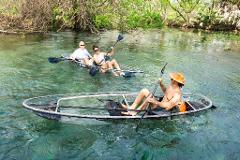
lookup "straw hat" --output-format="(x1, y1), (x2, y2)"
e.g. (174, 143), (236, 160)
(169, 72), (185, 85)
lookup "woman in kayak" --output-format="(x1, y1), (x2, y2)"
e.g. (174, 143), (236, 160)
(70, 41), (93, 67)
(92, 45), (123, 76)
(122, 72), (186, 115)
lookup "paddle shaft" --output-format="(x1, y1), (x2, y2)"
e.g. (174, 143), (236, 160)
(48, 57), (68, 63)
(140, 63), (168, 118)
(113, 34), (123, 47)
(112, 40), (119, 48)
(48, 56), (84, 64)
(106, 34), (123, 55)
(139, 78), (161, 118)
(112, 68), (144, 73)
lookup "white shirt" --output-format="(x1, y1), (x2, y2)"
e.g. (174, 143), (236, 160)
(70, 48), (91, 60)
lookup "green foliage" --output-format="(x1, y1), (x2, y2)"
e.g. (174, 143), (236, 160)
(0, 6), (19, 15)
(1, 0), (239, 32)
(51, 6), (61, 29)
(93, 15), (112, 29)
(143, 11), (164, 28)
(127, 11), (163, 29)
(52, 7), (61, 17)
(196, 3), (220, 25)
(121, 0), (163, 29)
(0, 0), (14, 14)
(51, 6), (75, 30)
(127, 11), (141, 28)
(11, 6), (18, 15)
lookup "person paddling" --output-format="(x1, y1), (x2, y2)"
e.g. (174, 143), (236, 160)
(122, 72), (187, 116)
(70, 41), (93, 67)
(92, 45), (123, 76)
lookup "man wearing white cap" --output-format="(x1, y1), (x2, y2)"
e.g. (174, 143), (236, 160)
(70, 41), (93, 67)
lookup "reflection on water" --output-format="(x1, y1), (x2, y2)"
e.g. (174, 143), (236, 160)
(0, 29), (240, 159)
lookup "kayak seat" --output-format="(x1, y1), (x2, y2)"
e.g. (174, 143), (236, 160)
(31, 104), (57, 111)
(30, 101), (60, 112)
(148, 108), (171, 115)
(188, 101), (206, 109)
(89, 65), (99, 76)
(186, 102), (194, 111)
(105, 101), (127, 116)
(150, 102), (191, 115)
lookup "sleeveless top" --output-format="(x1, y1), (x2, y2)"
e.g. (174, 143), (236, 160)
(94, 53), (105, 65)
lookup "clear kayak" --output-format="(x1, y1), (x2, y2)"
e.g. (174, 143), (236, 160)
(22, 92), (213, 122)
(48, 56), (144, 77)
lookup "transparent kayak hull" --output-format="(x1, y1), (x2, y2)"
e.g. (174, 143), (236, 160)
(23, 92), (213, 121)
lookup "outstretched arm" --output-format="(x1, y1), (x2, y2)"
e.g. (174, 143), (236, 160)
(106, 47), (115, 56)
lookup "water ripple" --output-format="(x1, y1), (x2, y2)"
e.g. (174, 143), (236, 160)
(0, 29), (240, 159)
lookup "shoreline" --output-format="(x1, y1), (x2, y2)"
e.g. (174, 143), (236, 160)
(0, 27), (239, 35)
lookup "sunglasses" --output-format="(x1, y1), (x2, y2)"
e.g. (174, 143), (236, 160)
(80, 44), (85, 46)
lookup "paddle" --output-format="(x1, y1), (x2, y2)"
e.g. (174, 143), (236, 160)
(105, 34), (124, 61)
(111, 69), (144, 78)
(135, 63), (167, 132)
(140, 62), (168, 118)
(113, 34), (124, 47)
(48, 56), (70, 63)
(113, 69), (144, 73)
(211, 105), (217, 109)
(48, 54), (99, 76)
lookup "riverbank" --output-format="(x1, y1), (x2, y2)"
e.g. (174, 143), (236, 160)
(0, 0), (239, 34)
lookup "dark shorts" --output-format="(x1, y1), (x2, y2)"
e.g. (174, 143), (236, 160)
(149, 96), (179, 115)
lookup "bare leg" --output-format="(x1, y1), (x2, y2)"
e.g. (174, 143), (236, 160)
(138, 97), (158, 111)
(130, 88), (151, 109)
(83, 58), (93, 67)
(107, 61), (119, 76)
(121, 88), (151, 116)
(111, 59), (121, 70)
(111, 59), (122, 76)
(100, 63), (109, 73)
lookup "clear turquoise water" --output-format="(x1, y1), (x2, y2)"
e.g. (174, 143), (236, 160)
(0, 29), (240, 160)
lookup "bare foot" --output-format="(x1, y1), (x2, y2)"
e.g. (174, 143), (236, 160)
(121, 111), (138, 116)
(120, 103), (128, 109)
(113, 72), (119, 77)
(116, 71), (122, 76)
(109, 69), (119, 77)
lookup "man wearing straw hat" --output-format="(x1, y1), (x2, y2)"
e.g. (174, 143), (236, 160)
(122, 72), (186, 116)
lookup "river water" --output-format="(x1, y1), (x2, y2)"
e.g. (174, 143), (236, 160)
(0, 29), (240, 159)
